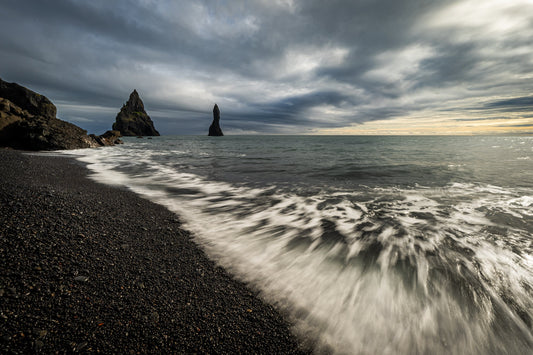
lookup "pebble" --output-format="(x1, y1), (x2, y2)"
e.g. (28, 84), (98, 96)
(74, 276), (89, 282)
(34, 340), (44, 351)
(150, 312), (160, 323)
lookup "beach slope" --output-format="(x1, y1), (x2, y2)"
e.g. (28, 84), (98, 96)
(0, 149), (305, 353)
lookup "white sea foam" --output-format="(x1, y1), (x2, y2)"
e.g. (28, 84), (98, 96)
(64, 144), (533, 354)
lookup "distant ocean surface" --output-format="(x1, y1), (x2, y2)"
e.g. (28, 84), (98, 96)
(67, 136), (533, 354)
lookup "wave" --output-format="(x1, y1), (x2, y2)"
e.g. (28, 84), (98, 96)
(67, 146), (533, 354)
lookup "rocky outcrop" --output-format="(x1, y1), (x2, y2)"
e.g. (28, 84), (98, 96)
(112, 90), (159, 136)
(208, 104), (224, 136)
(0, 78), (122, 150)
(89, 130), (123, 146)
(0, 79), (56, 119)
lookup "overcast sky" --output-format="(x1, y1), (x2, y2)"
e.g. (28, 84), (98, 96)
(1, 0), (532, 135)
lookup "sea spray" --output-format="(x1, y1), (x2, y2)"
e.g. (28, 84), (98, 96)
(67, 136), (533, 354)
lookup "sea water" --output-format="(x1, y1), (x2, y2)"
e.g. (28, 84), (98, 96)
(66, 136), (533, 354)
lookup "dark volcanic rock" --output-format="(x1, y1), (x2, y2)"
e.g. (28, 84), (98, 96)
(89, 130), (123, 146)
(208, 104), (224, 136)
(0, 113), (97, 151)
(112, 90), (160, 136)
(0, 78), (56, 119)
(0, 78), (120, 150)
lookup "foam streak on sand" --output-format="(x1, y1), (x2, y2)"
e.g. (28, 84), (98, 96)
(71, 136), (533, 354)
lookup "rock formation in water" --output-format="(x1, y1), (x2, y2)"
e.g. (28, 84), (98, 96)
(208, 104), (224, 136)
(112, 90), (160, 136)
(89, 130), (123, 146)
(0, 78), (122, 150)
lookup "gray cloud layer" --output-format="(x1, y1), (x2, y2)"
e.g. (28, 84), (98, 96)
(1, 0), (532, 134)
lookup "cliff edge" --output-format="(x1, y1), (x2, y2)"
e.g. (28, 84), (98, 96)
(0, 78), (121, 150)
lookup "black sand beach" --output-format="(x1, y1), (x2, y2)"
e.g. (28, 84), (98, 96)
(0, 149), (306, 354)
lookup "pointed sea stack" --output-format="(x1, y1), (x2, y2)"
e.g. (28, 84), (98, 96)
(208, 104), (223, 136)
(112, 90), (159, 136)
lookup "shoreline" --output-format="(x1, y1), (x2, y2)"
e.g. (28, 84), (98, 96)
(0, 148), (307, 353)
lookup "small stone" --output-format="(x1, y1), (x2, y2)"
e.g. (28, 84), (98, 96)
(74, 276), (89, 282)
(150, 312), (160, 323)
(73, 341), (88, 352)
(34, 340), (44, 351)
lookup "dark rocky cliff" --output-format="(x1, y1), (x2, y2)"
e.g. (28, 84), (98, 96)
(112, 90), (159, 136)
(0, 79), (56, 119)
(0, 78), (122, 150)
(208, 104), (223, 136)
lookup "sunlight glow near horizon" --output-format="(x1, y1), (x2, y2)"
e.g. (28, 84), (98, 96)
(314, 114), (533, 135)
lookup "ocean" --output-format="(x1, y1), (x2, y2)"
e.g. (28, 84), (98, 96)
(66, 135), (533, 354)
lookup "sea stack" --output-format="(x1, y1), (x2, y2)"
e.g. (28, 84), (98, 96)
(112, 90), (160, 136)
(208, 104), (223, 136)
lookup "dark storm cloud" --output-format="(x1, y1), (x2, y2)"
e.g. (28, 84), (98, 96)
(0, 0), (532, 134)
(454, 117), (514, 122)
(485, 96), (533, 112)
(245, 91), (355, 123)
(498, 124), (533, 128)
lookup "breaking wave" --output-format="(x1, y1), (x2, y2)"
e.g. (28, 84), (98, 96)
(65, 136), (533, 354)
